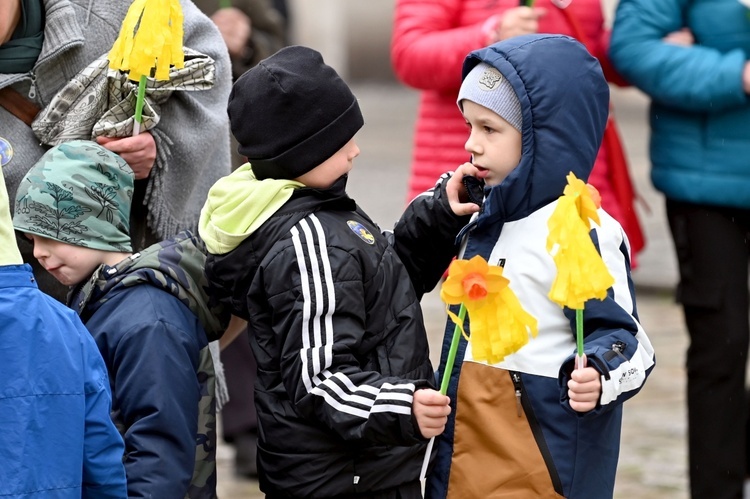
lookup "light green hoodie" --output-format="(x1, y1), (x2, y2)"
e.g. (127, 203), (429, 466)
(0, 167), (23, 266)
(198, 163), (304, 255)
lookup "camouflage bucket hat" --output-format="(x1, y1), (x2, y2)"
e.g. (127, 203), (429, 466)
(13, 140), (134, 252)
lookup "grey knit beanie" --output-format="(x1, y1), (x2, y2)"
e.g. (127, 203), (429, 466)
(457, 62), (522, 132)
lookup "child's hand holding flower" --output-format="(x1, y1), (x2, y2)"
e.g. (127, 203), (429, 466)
(566, 356), (602, 413)
(413, 389), (451, 438)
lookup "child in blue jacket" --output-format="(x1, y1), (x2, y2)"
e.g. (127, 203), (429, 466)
(0, 161), (127, 497)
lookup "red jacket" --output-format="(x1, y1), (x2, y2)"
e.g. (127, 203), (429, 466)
(391, 0), (644, 260)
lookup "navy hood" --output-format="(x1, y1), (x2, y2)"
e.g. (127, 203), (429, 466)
(462, 34), (609, 229)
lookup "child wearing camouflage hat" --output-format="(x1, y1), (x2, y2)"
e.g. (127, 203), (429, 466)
(13, 140), (227, 499)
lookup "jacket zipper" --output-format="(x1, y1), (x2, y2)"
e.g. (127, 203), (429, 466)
(511, 371), (523, 417)
(508, 370), (564, 495)
(27, 71), (37, 100)
(602, 341), (629, 377)
(612, 341), (629, 362)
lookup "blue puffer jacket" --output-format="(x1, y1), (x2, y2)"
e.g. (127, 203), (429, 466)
(610, 0), (750, 209)
(0, 264), (127, 498)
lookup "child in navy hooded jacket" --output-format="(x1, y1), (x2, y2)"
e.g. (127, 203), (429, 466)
(426, 34), (655, 499)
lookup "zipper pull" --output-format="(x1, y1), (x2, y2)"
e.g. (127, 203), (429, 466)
(28, 72), (37, 100)
(612, 341), (629, 362)
(515, 389), (523, 417)
(511, 372), (523, 417)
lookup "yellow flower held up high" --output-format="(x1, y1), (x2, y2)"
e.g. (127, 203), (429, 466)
(547, 172), (614, 310)
(441, 255), (538, 364)
(108, 0), (185, 81)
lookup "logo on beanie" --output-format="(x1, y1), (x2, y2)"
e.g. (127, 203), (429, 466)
(347, 220), (375, 245)
(478, 68), (504, 91)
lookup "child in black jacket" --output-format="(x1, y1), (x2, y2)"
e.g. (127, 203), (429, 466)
(199, 45), (479, 498)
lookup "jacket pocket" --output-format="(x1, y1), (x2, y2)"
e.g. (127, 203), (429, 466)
(446, 362), (564, 498)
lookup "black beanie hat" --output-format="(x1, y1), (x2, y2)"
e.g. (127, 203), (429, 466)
(227, 45), (365, 180)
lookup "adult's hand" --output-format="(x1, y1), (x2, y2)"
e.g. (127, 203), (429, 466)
(97, 132), (156, 180)
(211, 7), (252, 59)
(489, 6), (546, 44)
(663, 27), (694, 46)
(219, 315), (249, 351)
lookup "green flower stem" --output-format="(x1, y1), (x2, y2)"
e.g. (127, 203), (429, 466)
(219, 0), (232, 8)
(526, 0), (535, 6)
(133, 74), (147, 136)
(439, 303), (467, 395)
(420, 303), (468, 481)
(576, 308), (584, 358)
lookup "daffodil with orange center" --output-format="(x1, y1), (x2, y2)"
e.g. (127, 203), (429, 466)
(547, 172), (614, 310)
(420, 255), (539, 480)
(547, 171), (615, 365)
(441, 255), (538, 364)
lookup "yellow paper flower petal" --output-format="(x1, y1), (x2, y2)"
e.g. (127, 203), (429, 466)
(586, 183), (602, 210)
(464, 254), (489, 275)
(461, 283), (538, 364)
(440, 278), (466, 305)
(562, 172), (600, 228)
(547, 172), (615, 309)
(108, 0), (185, 81)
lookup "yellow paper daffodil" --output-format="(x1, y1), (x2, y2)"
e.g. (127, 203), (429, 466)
(108, 0), (185, 81)
(547, 172), (614, 310)
(419, 255), (539, 480)
(441, 255), (538, 364)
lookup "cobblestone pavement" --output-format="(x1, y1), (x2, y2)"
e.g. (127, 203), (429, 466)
(215, 83), (692, 498)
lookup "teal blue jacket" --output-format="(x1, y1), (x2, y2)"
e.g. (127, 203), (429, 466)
(610, 0), (750, 208)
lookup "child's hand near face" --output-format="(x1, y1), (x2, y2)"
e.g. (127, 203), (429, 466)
(447, 163), (482, 217)
(567, 365), (602, 413)
(413, 389), (451, 438)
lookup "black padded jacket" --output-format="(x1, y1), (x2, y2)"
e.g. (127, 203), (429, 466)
(205, 174), (470, 497)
